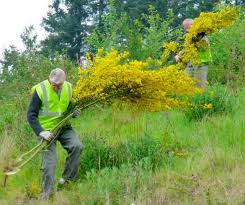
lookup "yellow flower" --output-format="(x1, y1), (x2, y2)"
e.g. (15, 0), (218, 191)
(161, 41), (178, 64)
(203, 103), (213, 109)
(209, 91), (214, 97)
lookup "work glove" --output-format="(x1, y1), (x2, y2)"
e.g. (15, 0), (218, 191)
(72, 108), (81, 117)
(174, 55), (180, 62)
(39, 131), (54, 141)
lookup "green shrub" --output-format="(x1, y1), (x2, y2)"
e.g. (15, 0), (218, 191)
(79, 129), (188, 176)
(208, 16), (245, 86)
(184, 85), (234, 121)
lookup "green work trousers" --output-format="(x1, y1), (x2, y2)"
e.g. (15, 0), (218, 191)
(39, 128), (82, 200)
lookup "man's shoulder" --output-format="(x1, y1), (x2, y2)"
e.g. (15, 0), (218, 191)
(32, 80), (47, 87)
(31, 80), (47, 94)
(65, 81), (72, 87)
(65, 80), (71, 84)
(202, 35), (209, 42)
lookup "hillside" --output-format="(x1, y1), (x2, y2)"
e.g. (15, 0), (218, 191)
(0, 5), (244, 205)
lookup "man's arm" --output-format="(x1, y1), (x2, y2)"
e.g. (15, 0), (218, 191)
(27, 90), (43, 136)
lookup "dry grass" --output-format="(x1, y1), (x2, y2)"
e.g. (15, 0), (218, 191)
(133, 163), (245, 205)
(0, 129), (16, 173)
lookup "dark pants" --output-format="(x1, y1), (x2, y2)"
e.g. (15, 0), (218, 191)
(40, 128), (82, 199)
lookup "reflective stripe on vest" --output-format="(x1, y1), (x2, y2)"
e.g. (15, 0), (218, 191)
(38, 81), (71, 117)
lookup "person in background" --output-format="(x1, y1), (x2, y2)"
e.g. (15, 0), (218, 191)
(175, 18), (212, 89)
(78, 52), (95, 70)
(27, 68), (82, 200)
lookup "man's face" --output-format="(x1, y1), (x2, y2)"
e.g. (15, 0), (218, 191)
(51, 82), (63, 92)
(183, 21), (192, 32)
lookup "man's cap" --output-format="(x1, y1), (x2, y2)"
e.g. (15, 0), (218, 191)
(49, 68), (66, 84)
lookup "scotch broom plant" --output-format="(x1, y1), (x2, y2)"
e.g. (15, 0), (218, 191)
(162, 7), (239, 67)
(72, 49), (200, 112)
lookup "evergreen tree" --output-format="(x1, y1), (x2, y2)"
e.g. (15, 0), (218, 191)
(41, 0), (107, 59)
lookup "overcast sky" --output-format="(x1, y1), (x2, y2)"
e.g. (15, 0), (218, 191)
(0, 0), (51, 54)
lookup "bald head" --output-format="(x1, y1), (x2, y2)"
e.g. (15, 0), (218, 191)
(182, 18), (193, 32)
(49, 68), (66, 85)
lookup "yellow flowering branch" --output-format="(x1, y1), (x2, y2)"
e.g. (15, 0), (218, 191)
(179, 7), (239, 65)
(73, 49), (200, 111)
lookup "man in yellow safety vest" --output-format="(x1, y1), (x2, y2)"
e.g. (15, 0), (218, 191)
(27, 68), (82, 200)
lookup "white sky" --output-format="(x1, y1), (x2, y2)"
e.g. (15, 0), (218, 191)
(0, 0), (52, 54)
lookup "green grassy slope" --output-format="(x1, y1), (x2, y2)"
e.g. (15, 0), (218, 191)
(0, 88), (245, 204)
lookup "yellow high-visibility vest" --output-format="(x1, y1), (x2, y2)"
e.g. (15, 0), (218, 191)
(198, 36), (212, 63)
(199, 47), (212, 63)
(31, 79), (72, 131)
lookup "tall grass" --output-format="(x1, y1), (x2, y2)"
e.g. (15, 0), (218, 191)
(1, 87), (245, 204)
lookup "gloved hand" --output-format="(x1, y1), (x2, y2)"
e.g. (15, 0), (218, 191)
(39, 131), (54, 141)
(174, 55), (180, 62)
(72, 109), (81, 117)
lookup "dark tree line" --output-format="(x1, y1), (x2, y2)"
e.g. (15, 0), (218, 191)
(39, 0), (221, 59)
(40, 0), (244, 59)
